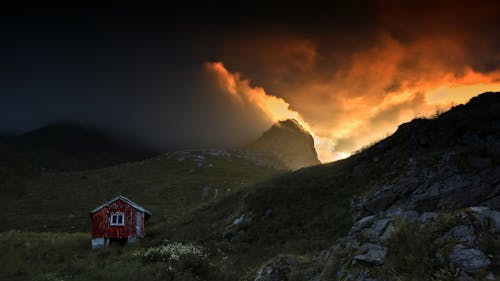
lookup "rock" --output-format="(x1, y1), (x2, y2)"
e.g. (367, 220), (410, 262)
(355, 268), (368, 281)
(469, 207), (500, 233)
(351, 216), (376, 233)
(362, 219), (391, 241)
(364, 187), (398, 213)
(233, 214), (252, 225)
(445, 225), (476, 246)
(371, 219), (391, 237)
(448, 245), (491, 274)
(321, 240), (345, 261)
(470, 206), (491, 215)
(419, 212), (440, 222)
(392, 210), (419, 221)
(233, 216), (244, 225)
(353, 243), (387, 265)
(379, 222), (394, 241)
(254, 256), (293, 281)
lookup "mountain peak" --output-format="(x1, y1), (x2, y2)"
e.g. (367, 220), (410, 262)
(248, 119), (321, 170)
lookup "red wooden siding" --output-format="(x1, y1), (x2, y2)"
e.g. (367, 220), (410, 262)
(91, 199), (144, 239)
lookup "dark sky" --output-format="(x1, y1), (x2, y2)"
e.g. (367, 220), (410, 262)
(2, 1), (500, 159)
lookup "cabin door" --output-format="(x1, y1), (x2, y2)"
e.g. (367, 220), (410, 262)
(136, 212), (142, 237)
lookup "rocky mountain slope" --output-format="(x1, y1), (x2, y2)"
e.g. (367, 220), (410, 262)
(168, 92), (500, 281)
(249, 93), (500, 280)
(351, 93), (500, 218)
(247, 119), (321, 170)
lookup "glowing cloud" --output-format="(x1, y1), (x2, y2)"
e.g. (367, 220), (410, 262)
(205, 59), (500, 163)
(205, 62), (309, 128)
(204, 62), (340, 160)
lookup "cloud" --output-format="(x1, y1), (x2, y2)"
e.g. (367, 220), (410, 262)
(207, 25), (500, 162)
(204, 62), (307, 126)
(3, 1), (500, 163)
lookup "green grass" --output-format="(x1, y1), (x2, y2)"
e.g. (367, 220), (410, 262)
(0, 150), (282, 233)
(0, 231), (238, 281)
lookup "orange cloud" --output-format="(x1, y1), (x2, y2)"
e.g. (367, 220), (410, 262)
(205, 62), (345, 160)
(205, 62), (309, 128)
(204, 28), (500, 163)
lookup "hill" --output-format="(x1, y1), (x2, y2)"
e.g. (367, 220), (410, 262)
(171, 92), (500, 280)
(0, 149), (282, 233)
(0, 123), (159, 172)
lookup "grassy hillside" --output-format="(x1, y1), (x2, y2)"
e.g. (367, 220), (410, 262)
(0, 150), (282, 233)
(0, 149), (282, 281)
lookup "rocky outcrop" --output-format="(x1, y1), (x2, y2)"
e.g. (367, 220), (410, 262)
(352, 149), (500, 219)
(247, 119), (321, 170)
(349, 93), (500, 218)
(448, 245), (491, 274)
(251, 208), (498, 280)
(352, 243), (387, 265)
(316, 207), (498, 281)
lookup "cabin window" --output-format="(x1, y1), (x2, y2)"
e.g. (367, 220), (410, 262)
(110, 212), (125, 226)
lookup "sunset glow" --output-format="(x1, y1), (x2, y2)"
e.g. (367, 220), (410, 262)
(206, 62), (500, 163)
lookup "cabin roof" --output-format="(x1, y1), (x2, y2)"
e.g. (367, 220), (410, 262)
(90, 195), (152, 218)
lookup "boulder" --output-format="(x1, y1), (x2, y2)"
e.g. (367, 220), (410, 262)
(448, 245), (491, 274)
(371, 219), (391, 237)
(419, 212), (439, 222)
(364, 189), (398, 213)
(445, 225), (476, 246)
(351, 216), (376, 233)
(362, 218), (391, 241)
(379, 222), (394, 241)
(353, 243), (387, 265)
(233, 214), (252, 225)
(469, 207), (500, 233)
(392, 210), (419, 221)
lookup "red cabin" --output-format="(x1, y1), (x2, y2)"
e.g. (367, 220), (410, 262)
(90, 195), (152, 249)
